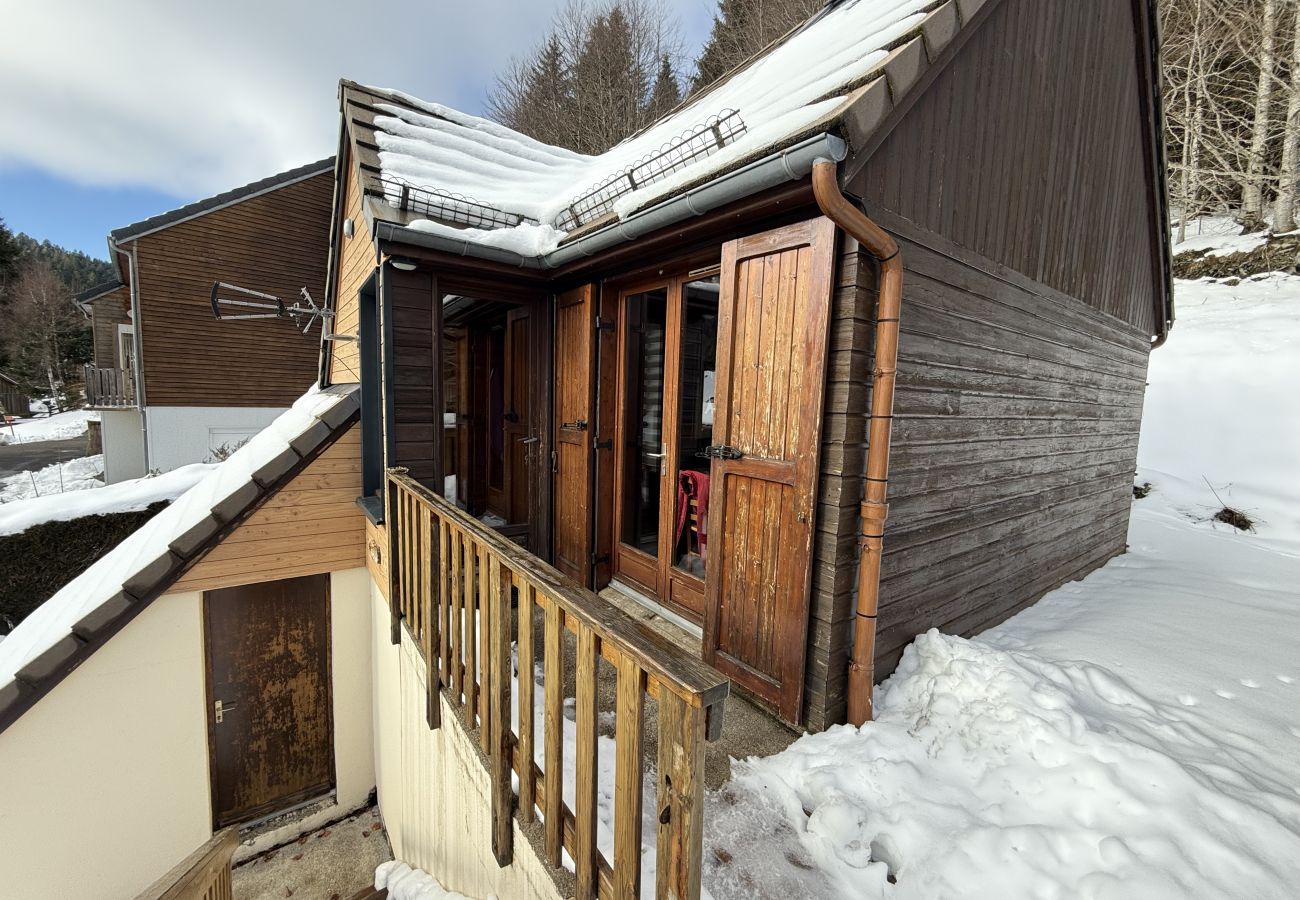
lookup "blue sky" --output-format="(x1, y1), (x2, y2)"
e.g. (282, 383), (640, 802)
(0, 0), (714, 260)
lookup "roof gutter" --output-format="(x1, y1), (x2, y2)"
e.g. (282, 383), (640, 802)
(374, 132), (848, 271)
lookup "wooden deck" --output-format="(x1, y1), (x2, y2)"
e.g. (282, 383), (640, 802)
(387, 470), (730, 900)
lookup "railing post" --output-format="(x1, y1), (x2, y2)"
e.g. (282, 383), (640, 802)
(656, 692), (706, 900)
(489, 558), (514, 866)
(386, 474), (402, 644)
(424, 503), (441, 730)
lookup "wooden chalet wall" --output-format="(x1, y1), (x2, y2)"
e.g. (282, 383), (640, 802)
(386, 266), (440, 488)
(809, 0), (1161, 712)
(173, 424), (365, 592)
(330, 159), (373, 385)
(849, 0), (1163, 336)
(91, 286), (131, 369)
(132, 171), (332, 407)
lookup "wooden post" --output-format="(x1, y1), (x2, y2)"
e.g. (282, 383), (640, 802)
(574, 625), (598, 898)
(517, 578), (536, 824)
(543, 601), (564, 868)
(464, 538), (478, 728)
(479, 543), (492, 753)
(387, 478), (402, 645)
(440, 520), (452, 700)
(424, 505), (441, 729)
(489, 559), (514, 866)
(613, 657), (645, 900)
(450, 529), (463, 705)
(656, 691), (705, 900)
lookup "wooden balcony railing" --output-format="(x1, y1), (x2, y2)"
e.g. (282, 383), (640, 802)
(135, 827), (237, 900)
(84, 365), (135, 408)
(386, 470), (730, 900)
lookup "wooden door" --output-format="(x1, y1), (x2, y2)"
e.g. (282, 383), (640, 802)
(204, 575), (333, 827)
(702, 217), (837, 723)
(552, 285), (595, 585)
(504, 307), (532, 524)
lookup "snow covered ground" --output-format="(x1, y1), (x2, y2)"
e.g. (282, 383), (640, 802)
(0, 408), (96, 445)
(696, 275), (1300, 899)
(1170, 215), (1275, 258)
(0, 461), (213, 536)
(0, 454), (105, 503)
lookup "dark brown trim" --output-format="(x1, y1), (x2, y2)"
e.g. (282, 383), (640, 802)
(0, 408), (361, 738)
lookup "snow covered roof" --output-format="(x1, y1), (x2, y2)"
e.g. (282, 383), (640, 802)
(342, 0), (976, 261)
(0, 383), (360, 733)
(109, 157), (335, 245)
(73, 280), (124, 305)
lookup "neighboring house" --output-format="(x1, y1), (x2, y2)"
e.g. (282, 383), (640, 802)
(0, 1), (1171, 898)
(84, 160), (334, 483)
(0, 371), (28, 418)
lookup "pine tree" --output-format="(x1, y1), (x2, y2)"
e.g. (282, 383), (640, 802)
(0, 218), (19, 296)
(646, 54), (682, 122)
(692, 0), (820, 94)
(573, 5), (649, 153)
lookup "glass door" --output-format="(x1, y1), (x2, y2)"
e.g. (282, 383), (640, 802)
(612, 273), (720, 623)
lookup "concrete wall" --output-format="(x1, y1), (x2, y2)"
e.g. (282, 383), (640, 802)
(145, 405), (288, 473)
(0, 569), (376, 899)
(369, 582), (563, 900)
(101, 406), (146, 484)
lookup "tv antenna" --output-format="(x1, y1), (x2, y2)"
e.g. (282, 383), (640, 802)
(209, 282), (354, 341)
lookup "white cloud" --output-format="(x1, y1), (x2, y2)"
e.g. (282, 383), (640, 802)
(0, 0), (713, 198)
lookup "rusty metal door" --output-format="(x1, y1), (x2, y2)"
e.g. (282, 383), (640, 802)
(204, 574), (333, 827)
(702, 217), (837, 723)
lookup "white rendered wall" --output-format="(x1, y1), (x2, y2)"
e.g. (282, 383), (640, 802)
(101, 407), (146, 484)
(145, 406), (288, 473)
(370, 581), (564, 900)
(0, 570), (376, 899)
(0, 592), (212, 899)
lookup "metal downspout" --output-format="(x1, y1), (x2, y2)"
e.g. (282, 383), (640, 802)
(811, 159), (903, 726)
(109, 237), (150, 472)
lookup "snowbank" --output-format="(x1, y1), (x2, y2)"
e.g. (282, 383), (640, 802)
(697, 276), (1300, 899)
(375, 861), (478, 900)
(0, 463), (213, 537)
(0, 409), (97, 445)
(0, 455), (105, 503)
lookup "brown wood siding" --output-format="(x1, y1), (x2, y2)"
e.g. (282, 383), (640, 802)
(330, 160), (373, 384)
(134, 171), (331, 407)
(804, 238), (874, 730)
(173, 424), (365, 592)
(849, 0), (1162, 335)
(91, 286), (131, 369)
(873, 221), (1149, 677)
(387, 267), (439, 487)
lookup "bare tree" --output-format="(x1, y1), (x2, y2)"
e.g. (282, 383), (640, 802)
(1241, 0), (1280, 230)
(1274, 1), (1300, 231)
(1, 262), (81, 409)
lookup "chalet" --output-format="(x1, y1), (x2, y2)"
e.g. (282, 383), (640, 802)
(83, 159), (334, 483)
(0, 370), (27, 418)
(0, 0), (1170, 898)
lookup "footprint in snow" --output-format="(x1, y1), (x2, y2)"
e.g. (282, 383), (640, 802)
(1214, 689), (1236, 700)
(1239, 679), (1261, 689)
(1277, 675), (1295, 685)
(1177, 694), (1199, 707)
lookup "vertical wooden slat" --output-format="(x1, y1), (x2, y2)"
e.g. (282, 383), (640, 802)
(656, 691), (705, 900)
(574, 624), (599, 899)
(479, 542), (493, 754)
(440, 518), (452, 694)
(517, 577), (537, 824)
(543, 600), (564, 868)
(613, 656), (645, 900)
(387, 480), (401, 644)
(451, 527), (464, 705)
(489, 558), (514, 866)
(424, 504), (441, 729)
(464, 534), (478, 727)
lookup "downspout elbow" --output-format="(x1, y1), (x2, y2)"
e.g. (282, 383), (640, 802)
(811, 159), (904, 727)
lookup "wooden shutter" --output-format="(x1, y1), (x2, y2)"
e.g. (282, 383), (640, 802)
(552, 285), (596, 585)
(702, 217), (837, 723)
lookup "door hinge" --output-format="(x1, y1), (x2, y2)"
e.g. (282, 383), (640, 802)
(561, 419), (589, 431)
(700, 444), (744, 460)
(594, 438), (612, 450)
(551, 450), (557, 473)
(595, 317), (617, 331)
(590, 552), (610, 565)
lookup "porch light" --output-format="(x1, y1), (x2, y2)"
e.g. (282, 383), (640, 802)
(390, 257), (418, 272)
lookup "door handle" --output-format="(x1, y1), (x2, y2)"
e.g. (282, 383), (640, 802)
(214, 699), (237, 724)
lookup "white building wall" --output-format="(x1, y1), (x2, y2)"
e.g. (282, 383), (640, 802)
(0, 569), (376, 900)
(369, 582), (563, 900)
(145, 406), (289, 473)
(100, 407), (147, 484)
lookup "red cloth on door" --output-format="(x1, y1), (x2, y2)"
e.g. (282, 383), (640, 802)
(676, 470), (711, 561)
